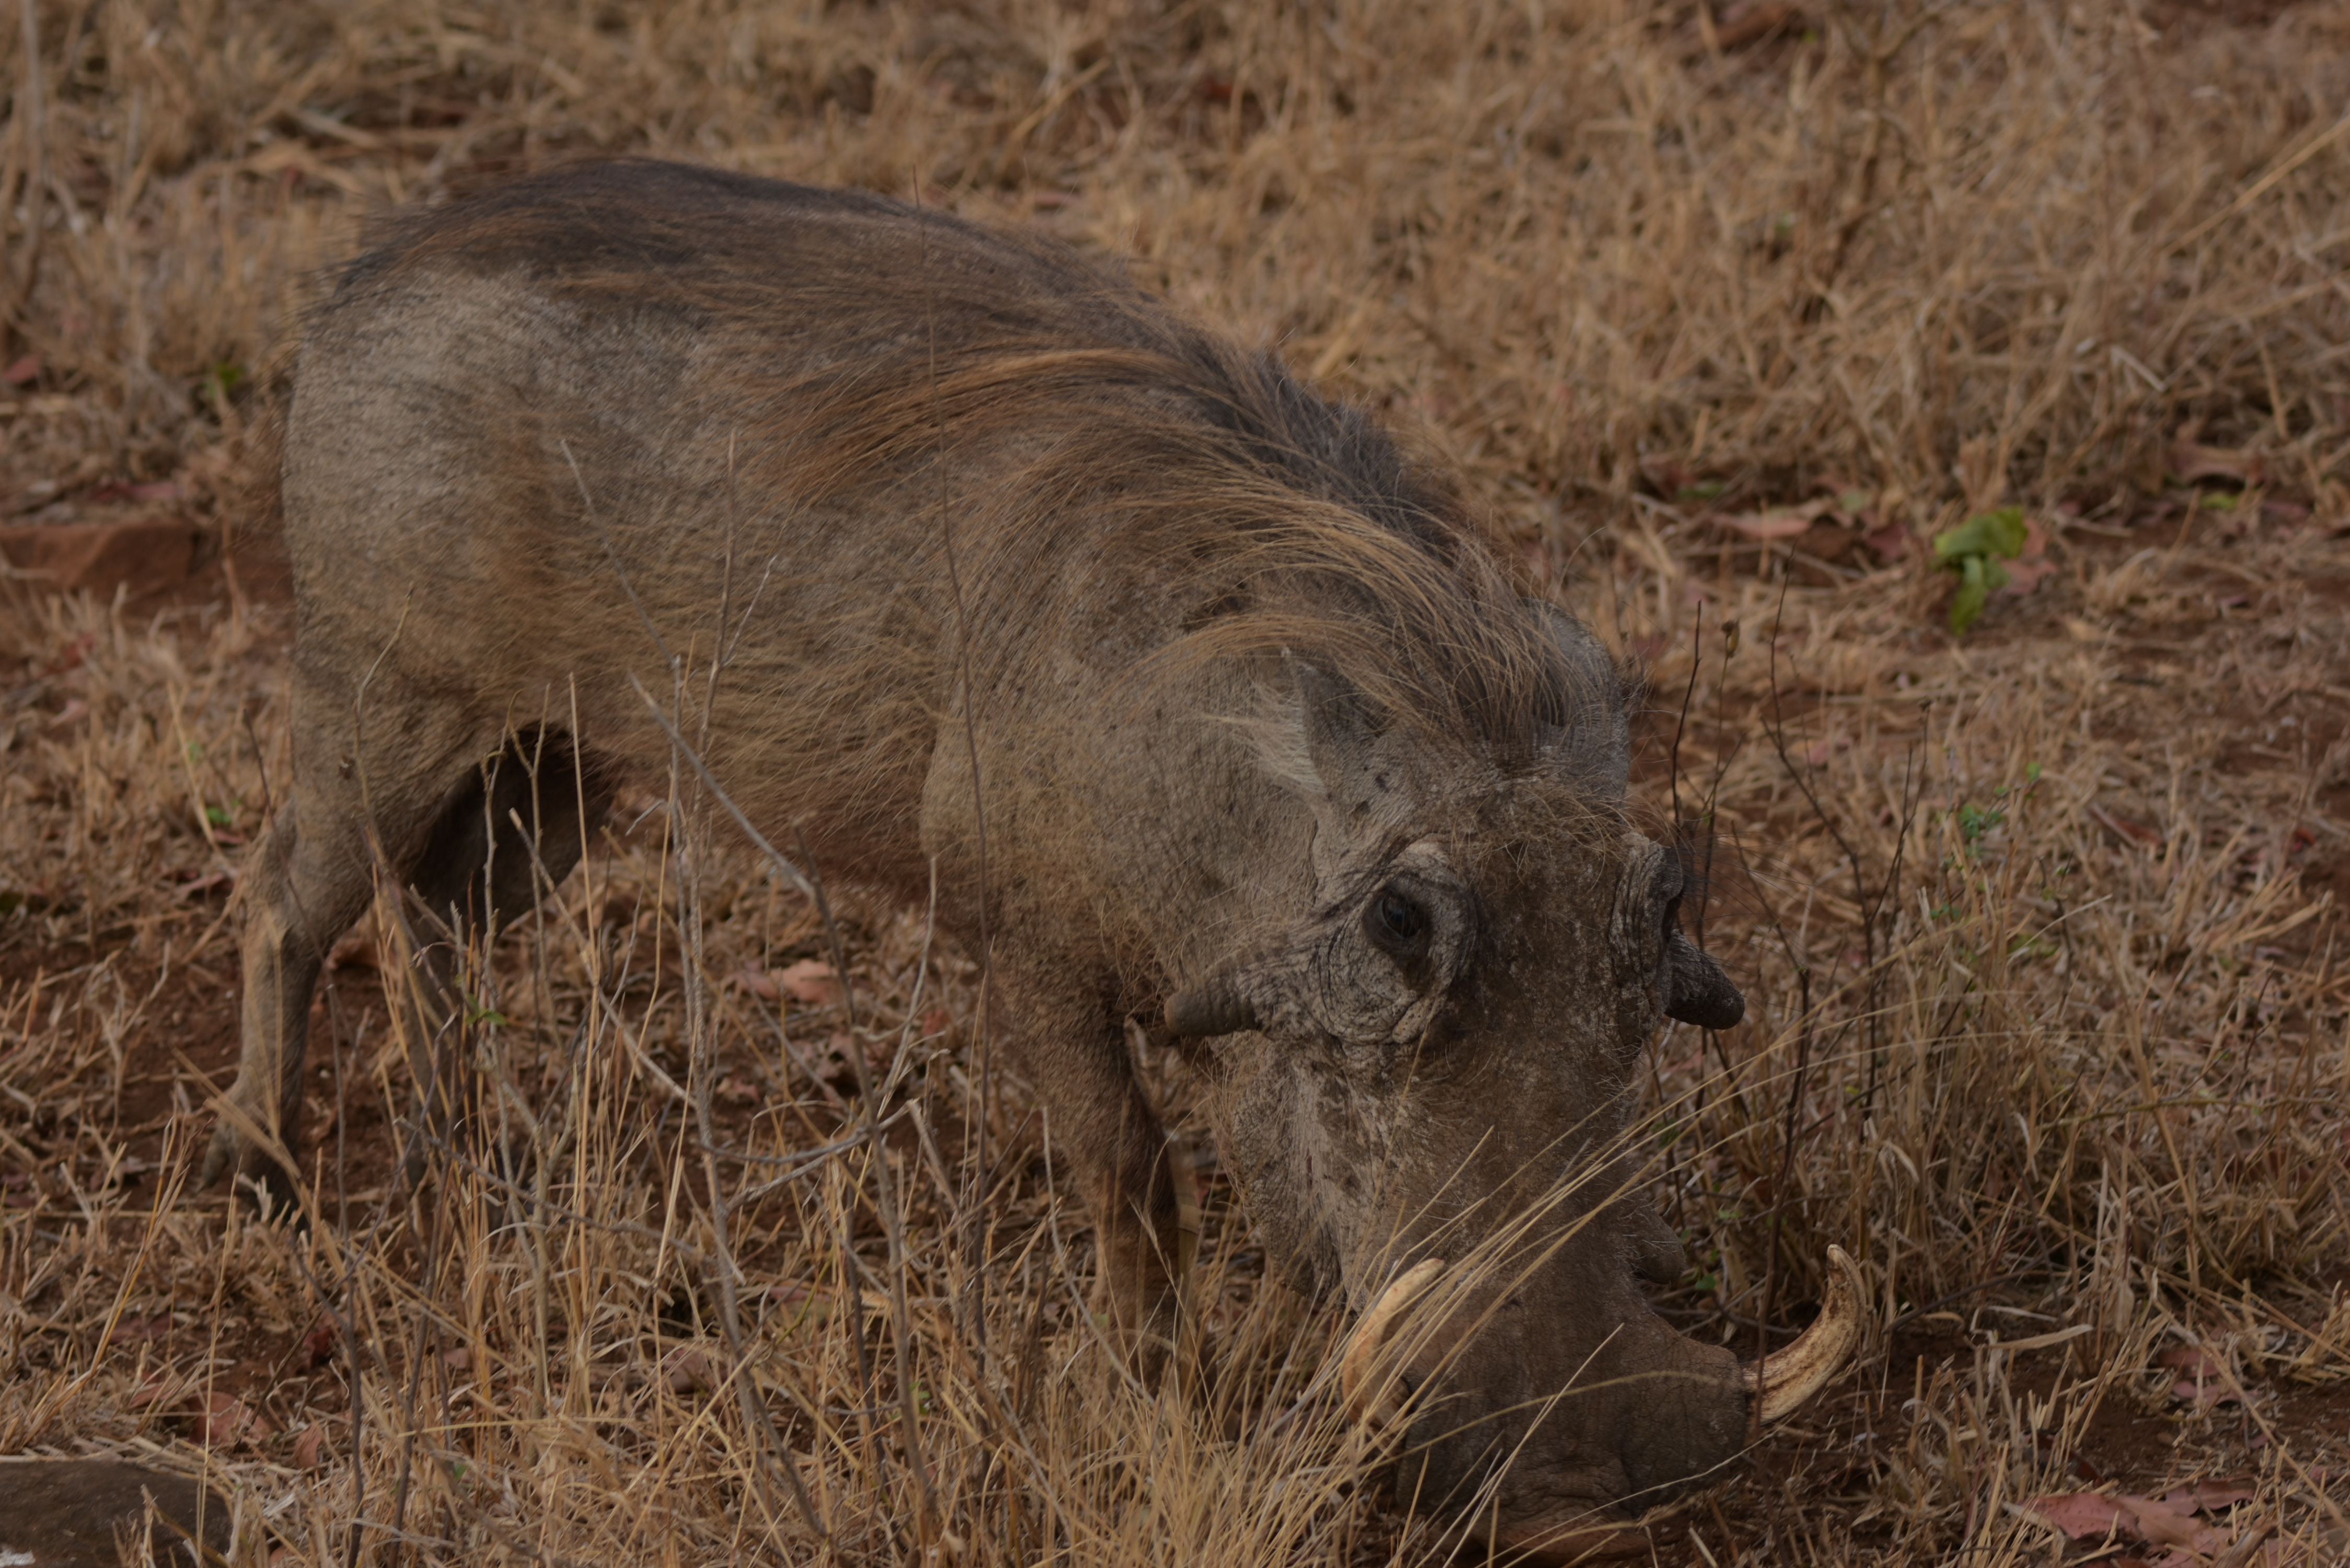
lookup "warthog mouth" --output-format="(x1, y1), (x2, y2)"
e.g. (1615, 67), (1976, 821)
(1339, 1246), (1870, 1547)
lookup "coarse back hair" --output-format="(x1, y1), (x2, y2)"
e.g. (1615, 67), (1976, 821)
(313, 160), (1618, 769)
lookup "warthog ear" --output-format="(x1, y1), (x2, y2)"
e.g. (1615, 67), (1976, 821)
(1258, 656), (1417, 886)
(1525, 599), (1631, 791)
(1664, 930), (1744, 1030)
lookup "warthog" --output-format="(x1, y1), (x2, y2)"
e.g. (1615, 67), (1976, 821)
(202, 160), (1858, 1553)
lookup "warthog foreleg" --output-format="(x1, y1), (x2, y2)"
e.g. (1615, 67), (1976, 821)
(999, 972), (1193, 1367)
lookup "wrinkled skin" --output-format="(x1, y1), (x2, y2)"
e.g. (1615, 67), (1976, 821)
(1189, 654), (1750, 1547)
(194, 161), (1759, 1552)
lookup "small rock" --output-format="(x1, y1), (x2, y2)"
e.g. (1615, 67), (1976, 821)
(0, 520), (205, 597)
(0, 1457), (232, 1567)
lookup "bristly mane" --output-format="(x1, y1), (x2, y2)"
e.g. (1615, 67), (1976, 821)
(333, 160), (1611, 764)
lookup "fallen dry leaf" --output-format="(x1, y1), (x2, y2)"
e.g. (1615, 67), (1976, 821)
(293, 1425), (327, 1470)
(2163, 1478), (2257, 1513)
(1992, 514), (2056, 596)
(176, 870), (236, 900)
(735, 961), (779, 1001)
(778, 959), (843, 1007)
(110, 1311), (175, 1344)
(2158, 1343), (2241, 1407)
(2121, 1494), (2228, 1554)
(1862, 520), (1915, 560)
(2002, 556), (2059, 595)
(2030, 1491), (2138, 1541)
(2025, 1492), (2231, 1559)
(2089, 802), (2166, 849)
(194, 1391), (275, 1449)
(130, 1371), (181, 1410)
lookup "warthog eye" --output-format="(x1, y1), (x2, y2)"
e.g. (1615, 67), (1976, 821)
(1366, 885), (1430, 956)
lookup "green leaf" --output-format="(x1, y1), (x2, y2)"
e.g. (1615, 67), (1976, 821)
(1957, 800), (2008, 844)
(203, 361), (248, 417)
(1933, 505), (2029, 564)
(1949, 553), (1990, 633)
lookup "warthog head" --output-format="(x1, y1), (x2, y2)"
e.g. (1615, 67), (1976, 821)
(1166, 624), (1858, 1554)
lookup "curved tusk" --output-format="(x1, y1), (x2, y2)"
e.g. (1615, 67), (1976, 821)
(1341, 1257), (1447, 1425)
(1744, 1244), (1867, 1422)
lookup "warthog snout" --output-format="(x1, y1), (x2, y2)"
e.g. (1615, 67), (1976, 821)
(1341, 1248), (1864, 1556)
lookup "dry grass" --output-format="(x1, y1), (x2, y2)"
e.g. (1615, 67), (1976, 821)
(6, 1), (2350, 1562)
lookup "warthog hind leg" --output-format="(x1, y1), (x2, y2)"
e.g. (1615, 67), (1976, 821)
(203, 797), (377, 1205)
(205, 727), (609, 1209)
(383, 733), (612, 1192)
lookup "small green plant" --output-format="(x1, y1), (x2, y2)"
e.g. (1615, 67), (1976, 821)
(1933, 505), (2029, 634)
(1951, 768), (2038, 859)
(1956, 799), (2006, 846)
(2008, 932), (2059, 962)
(202, 360), (247, 417)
